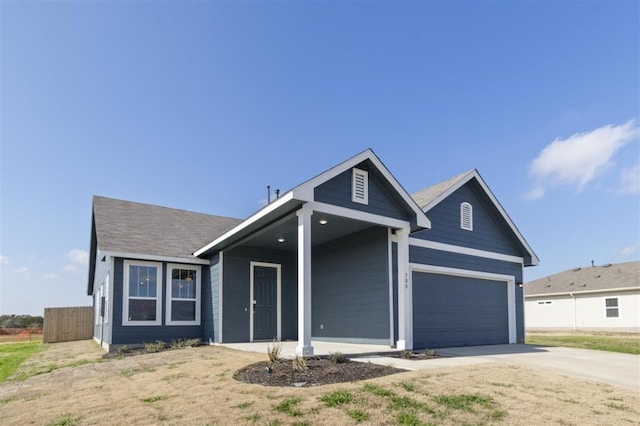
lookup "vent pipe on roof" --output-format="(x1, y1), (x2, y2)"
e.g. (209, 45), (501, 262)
(591, 260), (595, 267)
(275, 189), (280, 199)
(267, 185), (271, 204)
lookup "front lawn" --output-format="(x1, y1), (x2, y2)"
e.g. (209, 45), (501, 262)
(0, 342), (42, 383)
(526, 332), (640, 355)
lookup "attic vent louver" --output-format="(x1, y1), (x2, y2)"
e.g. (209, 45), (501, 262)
(460, 202), (473, 231)
(352, 168), (369, 205)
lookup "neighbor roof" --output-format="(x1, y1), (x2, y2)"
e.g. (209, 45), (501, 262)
(92, 196), (242, 260)
(525, 261), (640, 297)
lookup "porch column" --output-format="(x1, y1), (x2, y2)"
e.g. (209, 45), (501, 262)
(396, 228), (413, 350)
(296, 206), (314, 356)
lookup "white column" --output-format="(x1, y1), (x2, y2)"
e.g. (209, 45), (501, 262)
(296, 206), (313, 356)
(396, 228), (413, 350)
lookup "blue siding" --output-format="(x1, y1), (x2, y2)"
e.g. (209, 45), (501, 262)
(314, 161), (411, 221)
(312, 227), (390, 344)
(222, 246), (297, 343)
(412, 180), (522, 256)
(110, 258), (204, 347)
(410, 246), (524, 343)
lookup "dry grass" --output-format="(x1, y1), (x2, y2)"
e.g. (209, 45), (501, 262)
(0, 340), (638, 425)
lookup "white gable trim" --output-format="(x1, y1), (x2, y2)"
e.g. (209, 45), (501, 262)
(292, 149), (430, 228)
(194, 191), (295, 257)
(409, 238), (524, 264)
(421, 170), (539, 266)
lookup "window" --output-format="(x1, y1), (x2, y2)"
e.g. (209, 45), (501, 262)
(123, 260), (162, 325)
(352, 168), (369, 205)
(460, 202), (473, 231)
(605, 298), (619, 318)
(166, 264), (201, 325)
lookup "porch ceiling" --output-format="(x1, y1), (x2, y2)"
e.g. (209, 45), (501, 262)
(243, 212), (378, 251)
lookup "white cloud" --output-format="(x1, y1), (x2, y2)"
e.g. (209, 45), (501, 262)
(15, 266), (30, 279)
(41, 272), (60, 280)
(526, 119), (639, 199)
(618, 162), (640, 195)
(616, 244), (639, 257)
(63, 264), (82, 274)
(67, 249), (89, 266)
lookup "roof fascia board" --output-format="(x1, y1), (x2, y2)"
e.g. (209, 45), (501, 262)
(103, 251), (210, 265)
(309, 201), (411, 230)
(422, 170), (539, 266)
(408, 237), (524, 264)
(293, 149), (430, 228)
(525, 287), (640, 298)
(194, 191), (296, 257)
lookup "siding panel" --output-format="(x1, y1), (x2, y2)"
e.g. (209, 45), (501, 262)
(312, 227), (390, 344)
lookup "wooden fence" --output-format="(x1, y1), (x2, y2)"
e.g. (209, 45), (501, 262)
(43, 306), (94, 343)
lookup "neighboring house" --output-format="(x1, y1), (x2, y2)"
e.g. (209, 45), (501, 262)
(524, 261), (640, 332)
(88, 149), (538, 353)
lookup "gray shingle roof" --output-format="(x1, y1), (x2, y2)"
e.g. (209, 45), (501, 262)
(525, 261), (640, 296)
(411, 170), (474, 210)
(92, 196), (243, 260)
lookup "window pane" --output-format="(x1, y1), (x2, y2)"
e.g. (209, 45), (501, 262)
(172, 300), (196, 321)
(128, 299), (156, 321)
(605, 298), (618, 308)
(172, 269), (196, 299)
(129, 265), (157, 297)
(606, 308), (619, 318)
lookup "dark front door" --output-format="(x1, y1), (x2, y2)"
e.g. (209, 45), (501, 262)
(253, 265), (277, 340)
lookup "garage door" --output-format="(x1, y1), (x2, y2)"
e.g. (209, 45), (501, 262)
(412, 272), (509, 349)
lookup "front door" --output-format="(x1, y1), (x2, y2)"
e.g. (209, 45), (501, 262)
(252, 264), (278, 341)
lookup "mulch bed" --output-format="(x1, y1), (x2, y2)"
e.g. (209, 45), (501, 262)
(233, 358), (405, 387)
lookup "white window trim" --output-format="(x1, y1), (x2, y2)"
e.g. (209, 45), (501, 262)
(104, 273), (110, 324)
(352, 168), (369, 205)
(122, 260), (163, 326)
(461, 202), (473, 231)
(95, 285), (102, 325)
(605, 297), (620, 318)
(166, 263), (201, 326)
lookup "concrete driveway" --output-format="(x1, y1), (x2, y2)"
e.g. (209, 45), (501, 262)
(363, 344), (640, 391)
(222, 341), (639, 390)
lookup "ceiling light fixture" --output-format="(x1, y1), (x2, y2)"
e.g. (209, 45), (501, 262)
(319, 218), (328, 225)
(277, 237), (285, 243)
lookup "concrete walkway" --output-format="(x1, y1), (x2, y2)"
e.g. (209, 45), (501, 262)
(221, 341), (640, 390)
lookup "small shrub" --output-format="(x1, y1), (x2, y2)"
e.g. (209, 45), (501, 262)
(145, 341), (166, 353)
(267, 339), (283, 364)
(425, 348), (437, 357)
(328, 351), (346, 363)
(116, 345), (129, 355)
(320, 390), (353, 407)
(170, 338), (200, 349)
(400, 350), (414, 359)
(292, 355), (308, 372)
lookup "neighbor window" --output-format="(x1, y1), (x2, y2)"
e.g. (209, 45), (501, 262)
(605, 298), (619, 318)
(352, 168), (369, 205)
(123, 260), (162, 325)
(166, 264), (201, 325)
(460, 202), (473, 230)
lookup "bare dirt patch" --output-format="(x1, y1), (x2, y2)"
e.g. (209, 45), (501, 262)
(1, 341), (639, 426)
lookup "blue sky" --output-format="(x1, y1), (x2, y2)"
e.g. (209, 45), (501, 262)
(1, 1), (638, 315)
